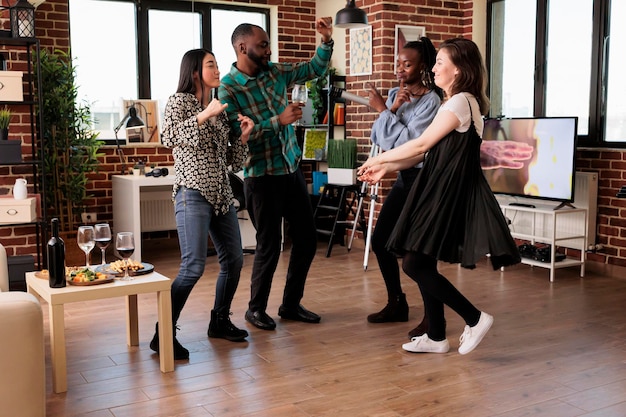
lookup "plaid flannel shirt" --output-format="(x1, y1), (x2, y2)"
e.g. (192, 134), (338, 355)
(218, 42), (333, 178)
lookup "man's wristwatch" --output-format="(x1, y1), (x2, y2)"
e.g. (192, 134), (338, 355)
(321, 38), (334, 47)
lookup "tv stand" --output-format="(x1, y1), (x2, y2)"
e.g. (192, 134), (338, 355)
(500, 204), (587, 282)
(553, 201), (576, 210)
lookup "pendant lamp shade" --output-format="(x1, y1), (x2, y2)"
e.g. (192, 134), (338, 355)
(335, 0), (368, 29)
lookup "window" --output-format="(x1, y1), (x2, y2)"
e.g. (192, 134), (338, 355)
(488, 0), (625, 145)
(69, 0), (269, 144)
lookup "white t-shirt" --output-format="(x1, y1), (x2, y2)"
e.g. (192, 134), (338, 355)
(438, 92), (483, 137)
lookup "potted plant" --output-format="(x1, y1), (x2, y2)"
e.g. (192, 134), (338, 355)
(36, 49), (102, 235)
(306, 67), (336, 124)
(0, 106), (11, 140)
(327, 139), (358, 185)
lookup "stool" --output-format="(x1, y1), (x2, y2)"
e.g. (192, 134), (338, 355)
(313, 183), (366, 257)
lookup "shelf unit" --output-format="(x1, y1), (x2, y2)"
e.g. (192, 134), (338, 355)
(0, 38), (46, 268)
(327, 73), (346, 140)
(500, 204), (587, 282)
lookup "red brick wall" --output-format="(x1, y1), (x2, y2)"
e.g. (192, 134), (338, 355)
(11, 1), (624, 270)
(577, 149), (626, 267)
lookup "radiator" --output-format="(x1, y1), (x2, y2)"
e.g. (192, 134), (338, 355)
(497, 171), (598, 249)
(140, 187), (177, 232)
(572, 171), (598, 248)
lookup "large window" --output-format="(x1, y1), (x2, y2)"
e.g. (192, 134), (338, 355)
(69, 0), (269, 144)
(488, 0), (625, 145)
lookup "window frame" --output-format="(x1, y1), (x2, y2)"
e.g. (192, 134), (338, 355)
(69, 0), (271, 144)
(486, 0), (617, 147)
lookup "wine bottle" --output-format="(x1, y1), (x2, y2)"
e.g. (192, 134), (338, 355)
(47, 218), (66, 288)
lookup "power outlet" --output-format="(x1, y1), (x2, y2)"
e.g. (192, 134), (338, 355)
(81, 212), (97, 223)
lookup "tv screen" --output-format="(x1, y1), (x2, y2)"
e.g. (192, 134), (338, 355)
(482, 117), (578, 203)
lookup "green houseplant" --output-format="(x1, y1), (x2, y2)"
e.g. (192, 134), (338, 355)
(306, 67), (336, 124)
(0, 106), (11, 140)
(327, 139), (357, 185)
(37, 49), (102, 233)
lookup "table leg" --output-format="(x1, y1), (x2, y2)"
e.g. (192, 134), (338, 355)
(157, 289), (174, 372)
(49, 303), (67, 393)
(126, 294), (139, 346)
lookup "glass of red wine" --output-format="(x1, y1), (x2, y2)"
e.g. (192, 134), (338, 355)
(94, 223), (112, 265)
(115, 232), (135, 281)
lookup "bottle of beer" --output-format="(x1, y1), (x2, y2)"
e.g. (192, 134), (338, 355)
(47, 218), (66, 288)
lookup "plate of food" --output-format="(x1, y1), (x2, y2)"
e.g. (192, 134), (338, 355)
(95, 260), (154, 277)
(67, 268), (115, 286)
(34, 266), (94, 280)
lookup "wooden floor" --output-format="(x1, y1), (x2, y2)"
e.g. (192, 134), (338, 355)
(42, 237), (626, 417)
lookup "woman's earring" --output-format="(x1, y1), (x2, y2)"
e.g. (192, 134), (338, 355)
(421, 70), (433, 87)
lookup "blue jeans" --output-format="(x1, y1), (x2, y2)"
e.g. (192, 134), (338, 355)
(170, 186), (244, 325)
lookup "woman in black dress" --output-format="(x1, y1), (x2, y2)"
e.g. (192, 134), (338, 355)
(358, 38), (520, 355)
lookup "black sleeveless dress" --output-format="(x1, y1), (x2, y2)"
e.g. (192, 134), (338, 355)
(386, 99), (520, 270)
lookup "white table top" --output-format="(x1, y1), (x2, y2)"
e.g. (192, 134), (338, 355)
(26, 271), (171, 304)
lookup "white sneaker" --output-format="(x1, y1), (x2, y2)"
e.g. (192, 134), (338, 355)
(458, 311), (494, 355)
(402, 334), (450, 353)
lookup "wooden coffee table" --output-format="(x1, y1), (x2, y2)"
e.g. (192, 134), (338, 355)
(26, 271), (174, 393)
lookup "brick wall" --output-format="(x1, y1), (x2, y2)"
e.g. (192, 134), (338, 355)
(7, 0), (624, 269)
(577, 148), (626, 267)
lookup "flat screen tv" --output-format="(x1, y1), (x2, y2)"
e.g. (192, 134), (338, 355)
(482, 117), (578, 205)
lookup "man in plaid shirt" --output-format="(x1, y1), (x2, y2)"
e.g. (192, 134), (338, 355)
(219, 18), (334, 330)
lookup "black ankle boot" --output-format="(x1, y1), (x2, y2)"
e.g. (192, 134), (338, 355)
(367, 293), (409, 323)
(149, 323), (190, 360)
(208, 310), (248, 342)
(408, 316), (435, 339)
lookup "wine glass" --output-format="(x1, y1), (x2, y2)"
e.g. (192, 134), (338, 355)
(77, 226), (95, 267)
(115, 232), (135, 281)
(292, 84), (308, 126)
(94, 223), (112, 265)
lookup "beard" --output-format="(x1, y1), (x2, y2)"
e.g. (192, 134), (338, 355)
(248, 50), (269, 71)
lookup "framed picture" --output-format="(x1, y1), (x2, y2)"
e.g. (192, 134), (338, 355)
(395, 25), (426, 60)
(349, 25), (372, 76)
(121, 99), (161, 146)
(302, 127), (329, 161)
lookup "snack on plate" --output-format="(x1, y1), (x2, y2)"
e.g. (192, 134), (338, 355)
(67, 268), (109, 283)
(65, 266), (85, 276)
(109, 259), (144, 273)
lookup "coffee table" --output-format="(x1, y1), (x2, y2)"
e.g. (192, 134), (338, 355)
(26, 271), (174, 393)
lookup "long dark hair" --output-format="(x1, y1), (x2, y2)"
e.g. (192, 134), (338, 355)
(176, 48), (214, 103)
(438, 38), (490, 115)
(404, 37), (442, 98)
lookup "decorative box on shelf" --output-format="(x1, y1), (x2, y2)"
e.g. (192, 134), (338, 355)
(0, 196), (37, 224)
(0, 71), (24, 101)
(0, 140), (22, 163)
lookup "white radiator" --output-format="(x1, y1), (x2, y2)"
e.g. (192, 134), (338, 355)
(140, 187), (177, 232)
(572, 171), (598, 248)
(496, 171), (598, 249)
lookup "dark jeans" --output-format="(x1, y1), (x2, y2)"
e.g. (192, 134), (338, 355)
(402, 252), (481, 341)
(371, 168), (420, 297)
(170, 187), (244, 325)
(244, 169), (317, 312)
